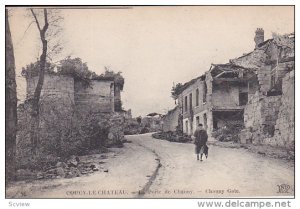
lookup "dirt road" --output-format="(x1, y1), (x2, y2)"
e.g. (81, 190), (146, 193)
(6, 133), (294, 198)
(132, 134), (294, 198)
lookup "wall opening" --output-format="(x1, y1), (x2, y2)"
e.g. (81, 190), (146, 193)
(189, 93), (193, 111)
(184, 96), (188, 112)
(239, 92), (248, 106)
(212, 110), (244, 131)
(196, 88), (199, 106)
(203, 82), (207, 103)
(185, 120), (188, 134)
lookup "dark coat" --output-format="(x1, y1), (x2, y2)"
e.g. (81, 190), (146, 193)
(194, 129), (208, 155)
(194, 129), (208, 146)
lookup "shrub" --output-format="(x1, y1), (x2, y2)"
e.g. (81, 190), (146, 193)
(140, 127), (150, 134)
(16, 97), (124, 171)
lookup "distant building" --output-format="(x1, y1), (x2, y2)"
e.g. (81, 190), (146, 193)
(141, 113), (163, 131)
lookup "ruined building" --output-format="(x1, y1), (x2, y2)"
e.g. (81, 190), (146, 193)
(26, 74), (124, 114)
(163, 28), (294, 149)
(25, 71), (126, 148)
(235, 29), (295, 149)
(176, 63), (257, 137)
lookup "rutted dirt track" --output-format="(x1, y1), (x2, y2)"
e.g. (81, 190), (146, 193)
(6, 133), (294, 198)
(133, 134), (294, 198)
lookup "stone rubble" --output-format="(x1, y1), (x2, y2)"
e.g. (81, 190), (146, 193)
(15, 154), (111, 180)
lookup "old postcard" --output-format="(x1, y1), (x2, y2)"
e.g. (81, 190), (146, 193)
(5, 6), (294, 199)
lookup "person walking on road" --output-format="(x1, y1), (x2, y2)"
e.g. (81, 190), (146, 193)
(193, 123), (208, 161)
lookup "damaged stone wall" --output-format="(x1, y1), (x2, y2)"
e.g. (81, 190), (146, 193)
(257, 66), (272, 92)
(242, 91), (282, 144)
(107, 113), (125, 146)
(27, 74), (74, 105)
(270, 70), (294, 149)
(234, 33), (294, 148)
(24, 74), (124, 157)
(114, 84), (122, 111)
(162, 106), (179, 132)
(74, 80), (114, 113)
(240, 68), (294, 148)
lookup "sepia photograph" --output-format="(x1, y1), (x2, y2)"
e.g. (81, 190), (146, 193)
(5, 5), (295, 199)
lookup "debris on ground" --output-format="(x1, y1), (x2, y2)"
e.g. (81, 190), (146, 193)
(152, 131), (192, 143)
(15, 152), (111, 181)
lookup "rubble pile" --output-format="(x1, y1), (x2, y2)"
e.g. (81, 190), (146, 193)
(212, 124), (244, 142)
(16, 154), (109, 181)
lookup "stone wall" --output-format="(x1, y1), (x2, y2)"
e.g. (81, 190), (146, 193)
(241, 61), (294, 149)
(242, 91), (282, 144)
(257, 65), (272, 92)
(74, 80), (114, 113)
(276, 62), (294, 80)
(107, 113), (125, 146)
(244, 92), (263, 129)
(21, 75), (75, 165)
(244, 92), (282, 129)
(270, 70), (294, 149)
(26, 74), (74, 105)
(114, 85), (122, 111)
(162, 106), (179, 132)
(25, 74), (124, 153)
(26, 75), (116, 114)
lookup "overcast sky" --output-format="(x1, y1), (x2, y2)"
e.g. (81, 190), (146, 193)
(9, 6), (294, 117)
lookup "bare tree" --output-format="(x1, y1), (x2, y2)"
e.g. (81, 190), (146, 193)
(5, 9), (17, 183)
(28, 8), (63, 154)
(30, 9), (49, 116)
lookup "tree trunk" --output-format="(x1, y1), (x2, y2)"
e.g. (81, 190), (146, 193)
(30, 9), (49, 154)
(5, 9), (17, 183)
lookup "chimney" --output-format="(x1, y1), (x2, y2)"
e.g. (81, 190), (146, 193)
(254, 28), (264, 48)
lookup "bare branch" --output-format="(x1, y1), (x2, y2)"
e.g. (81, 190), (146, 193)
(30, 9), (41, 32)
(18, 20), (35, 43)
(48, 16), (64, 24)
